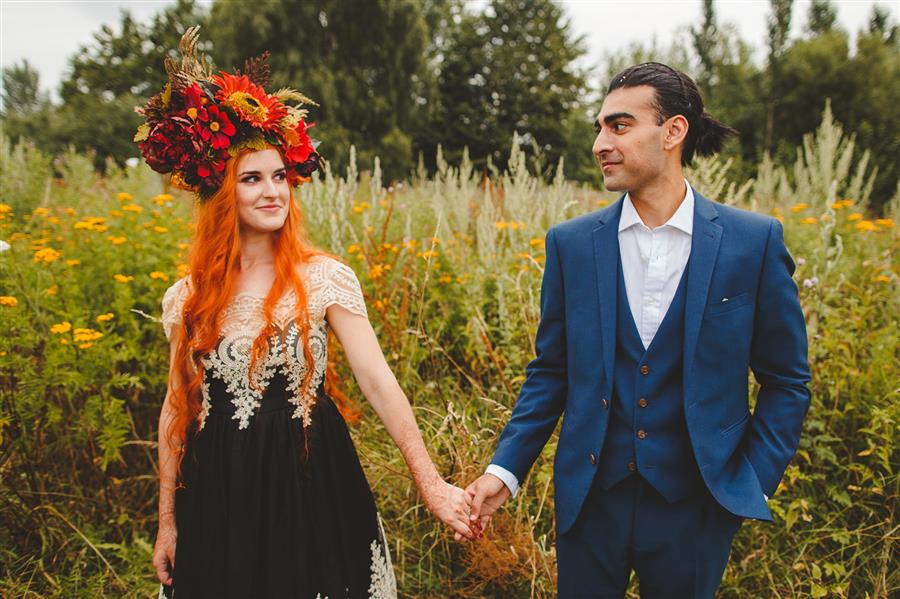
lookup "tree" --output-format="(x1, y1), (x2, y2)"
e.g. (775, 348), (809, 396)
(869, 5), (898, 45)
(765, 0), (793, 152)
(806, 0), (837, 36)
(1, 60), (42, 118)
(691, 0), (720, 94)
(208, 0), (431, 180)
(420, 0), (589, 178)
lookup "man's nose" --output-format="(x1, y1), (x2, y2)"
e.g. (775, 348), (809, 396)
(593, 129), (613, 156)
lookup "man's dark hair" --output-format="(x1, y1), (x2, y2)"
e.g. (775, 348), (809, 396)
(607, 62), (737, 166)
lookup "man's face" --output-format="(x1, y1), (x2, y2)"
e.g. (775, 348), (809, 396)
(592, 85), (670, 193)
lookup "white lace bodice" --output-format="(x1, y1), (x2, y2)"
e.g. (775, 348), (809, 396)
(160, 257), (368, 430)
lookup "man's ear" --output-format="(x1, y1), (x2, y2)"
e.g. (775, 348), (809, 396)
(663, 114), (689, 151)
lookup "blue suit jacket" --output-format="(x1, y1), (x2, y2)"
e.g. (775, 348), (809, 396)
(490, 190), (811, 534)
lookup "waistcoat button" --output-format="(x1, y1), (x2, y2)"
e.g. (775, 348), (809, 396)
(640, 365), (650, 375)
(589, 453), (597, 465)
(638, 397), (648, 408)
(602, 398), (609, 409)
(637, 429), (647, 440)
(628, 461), (636, 472)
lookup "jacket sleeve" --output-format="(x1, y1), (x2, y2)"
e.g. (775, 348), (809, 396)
(490, 227), (568, 482)
(745, 218), (812, 496)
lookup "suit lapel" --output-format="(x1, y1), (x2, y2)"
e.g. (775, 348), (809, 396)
(592, 198), (624, 387)
(683, 191), (723, 384)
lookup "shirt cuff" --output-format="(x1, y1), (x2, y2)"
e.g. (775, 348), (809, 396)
(486, 464), (519, 498)
(764, 494), (769, 501)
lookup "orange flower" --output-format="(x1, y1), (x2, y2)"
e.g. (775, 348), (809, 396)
(150, 271), (170, 282)
(213, 72), (287, 132)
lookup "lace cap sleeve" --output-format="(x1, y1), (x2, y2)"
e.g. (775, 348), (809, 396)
(160, 277), (190, 341)
(313, 258), (368, 319)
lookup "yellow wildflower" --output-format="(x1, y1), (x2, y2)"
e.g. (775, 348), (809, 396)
(47, 216), (60, 224)
(373, 299), (386, 310)
(78, 343), (94, 349)
(114, 274), (134, 283)
(347, 244), (360, 254)
(438, 274), (453, 284)
(875, 218), (895, 228)
(366, 225), (374, 233)
(66, 259), (81, 267)
(799, 217), (818, 225)
(109, 209), (124, 217)
(872, 275), (891, 283)
(149, 271), (170, 282)
(153, 226), (169, 233)
(596, 199), (610, 208)
(59, 339), (69, 345)
(855, 220), (878, 232)
(45, 285), (58, 296)
(847, 213), (863, 221)
(50, 321), (72, 334)
(495, 221), (508, 230)
(117, 192), (133, 202)
(831, 201), (845, 210)
(33, 247), (61, 263)
(107, 236), (127, 245)
(32, 207), (50, 217)
(403, 239), (417, 250)
(791, 203), (809, 213)
(153, 194), (174, 205)
(0, 204), (11, 213)
(73, 328), (103, 343)
(177, 263), (189, 278)
(0, 296), (18, 307)
(529, 237), (545, 247)
(430, 237), (441, 245)
(368, 264), (386, 279)
(96, 313), (114, 323)
(774, 215), (785, 223)
(64, 208), (76, 216)
(178, 243), (189, 250)
(352, 201), (371, 214)
(122, 203), (143, 213)
(418, 249), (439, 259)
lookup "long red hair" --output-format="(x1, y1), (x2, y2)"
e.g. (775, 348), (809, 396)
(166, 147), (326, 465)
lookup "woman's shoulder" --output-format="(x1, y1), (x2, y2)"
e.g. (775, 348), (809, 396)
(163, 276), (192, 303)
(303, 254), (359, 285)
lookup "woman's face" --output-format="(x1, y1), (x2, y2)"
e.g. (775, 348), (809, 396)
(234, 149), (291, 235)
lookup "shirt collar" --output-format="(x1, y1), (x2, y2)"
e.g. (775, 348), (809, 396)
(619, 180), (694, 236)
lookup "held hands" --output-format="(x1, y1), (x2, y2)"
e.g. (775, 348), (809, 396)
(152, 515), (177, 586)
(455, 473), (512, 542)
(421, 478), (477, 540)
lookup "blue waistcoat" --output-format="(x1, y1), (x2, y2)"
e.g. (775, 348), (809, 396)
(596, 254), (702, 502)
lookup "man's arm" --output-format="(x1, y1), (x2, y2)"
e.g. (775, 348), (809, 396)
(745, 218), (812, 496)
(466, 227), (569, 528)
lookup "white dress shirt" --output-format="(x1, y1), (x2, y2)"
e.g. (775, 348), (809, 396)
(487, 183), (695, 497)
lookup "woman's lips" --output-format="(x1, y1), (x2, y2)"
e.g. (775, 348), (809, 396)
(256, 205), (281, 212)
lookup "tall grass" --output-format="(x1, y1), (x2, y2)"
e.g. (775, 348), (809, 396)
(1, 109), (897, 597)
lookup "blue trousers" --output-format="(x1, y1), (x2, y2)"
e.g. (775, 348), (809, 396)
(557, 474), (743, 599)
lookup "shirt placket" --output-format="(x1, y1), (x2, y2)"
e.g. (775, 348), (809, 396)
(641, 227), (668, 348)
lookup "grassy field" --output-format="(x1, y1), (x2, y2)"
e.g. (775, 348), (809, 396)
(1, 112), (897, 598)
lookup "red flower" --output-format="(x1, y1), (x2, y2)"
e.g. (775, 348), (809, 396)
(140, 117), (201, 174)
(197, 105), (236, 150)
(183, 83), (208, 121)
(284, 120), (314, 165)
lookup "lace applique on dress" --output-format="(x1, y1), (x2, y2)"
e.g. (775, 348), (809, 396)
(159, 258), (368, 430)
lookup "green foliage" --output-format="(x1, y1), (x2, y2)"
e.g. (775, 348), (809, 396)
(1, 104), (897, 596)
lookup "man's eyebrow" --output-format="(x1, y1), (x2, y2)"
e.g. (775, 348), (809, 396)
(595, 112), (636, 127)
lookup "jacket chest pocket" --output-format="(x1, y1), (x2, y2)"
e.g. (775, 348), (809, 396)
(704, 291), (752, 318)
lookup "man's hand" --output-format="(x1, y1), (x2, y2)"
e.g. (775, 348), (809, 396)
(455, 473), (512, 541)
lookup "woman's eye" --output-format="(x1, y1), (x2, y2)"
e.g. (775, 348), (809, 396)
(274, 172), (286, 181)
(241, 176), (258, 183)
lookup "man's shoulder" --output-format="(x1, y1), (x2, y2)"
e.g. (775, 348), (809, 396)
(697, 193), (778, 237)
(549, 199), (620, 239)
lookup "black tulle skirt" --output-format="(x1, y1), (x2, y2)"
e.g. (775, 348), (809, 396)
(172, 375), (395, 598)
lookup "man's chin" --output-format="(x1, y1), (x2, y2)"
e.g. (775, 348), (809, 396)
(601, 176), (626, 192)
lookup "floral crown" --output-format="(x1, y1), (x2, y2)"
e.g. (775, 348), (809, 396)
(134, 27), (320, 199)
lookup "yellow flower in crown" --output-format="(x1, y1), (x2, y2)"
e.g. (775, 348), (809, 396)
(135, 27), (321, 200)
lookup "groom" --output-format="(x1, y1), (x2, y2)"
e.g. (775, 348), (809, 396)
(465, 63), (811, 598)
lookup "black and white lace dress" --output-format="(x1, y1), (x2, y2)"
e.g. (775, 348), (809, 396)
(160, 257), (396, 599)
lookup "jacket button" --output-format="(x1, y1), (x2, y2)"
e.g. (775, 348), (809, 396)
(637, 429), (647, 440)
(589, 453), (597, 465)
(602, 398), (609, 409)
(638, 397), (648, 408)
(627, 461), (636, 472)
(640, 365), (650, 375)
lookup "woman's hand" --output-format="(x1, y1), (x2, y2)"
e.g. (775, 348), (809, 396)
(153, 515), (177, 586)
(421, 479), (475, 540)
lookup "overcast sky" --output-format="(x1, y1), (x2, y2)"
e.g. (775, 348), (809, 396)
(1, 0), (896, 101)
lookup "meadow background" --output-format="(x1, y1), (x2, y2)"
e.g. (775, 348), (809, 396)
(1, 0), (898, 597)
